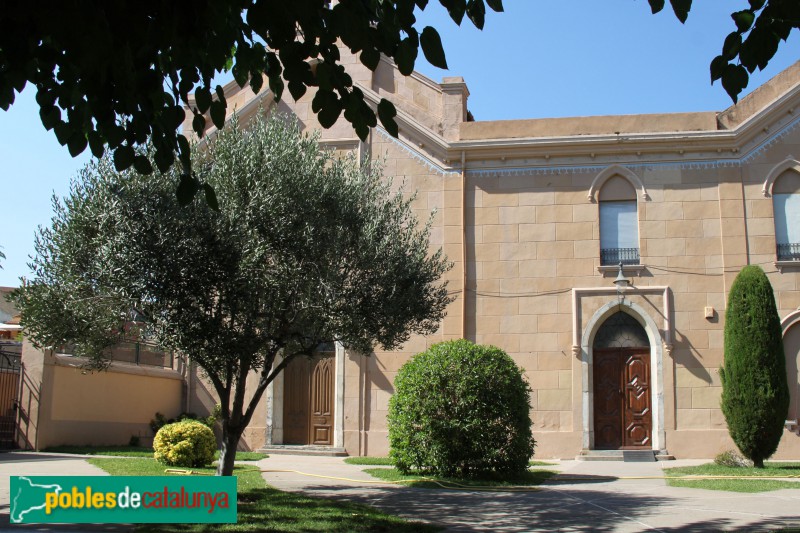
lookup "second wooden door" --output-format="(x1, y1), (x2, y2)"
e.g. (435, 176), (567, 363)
(283, 354), (334, 445)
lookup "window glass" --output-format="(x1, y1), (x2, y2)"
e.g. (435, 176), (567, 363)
(774, 193), (800, 245)
(600, 200), (638, 249)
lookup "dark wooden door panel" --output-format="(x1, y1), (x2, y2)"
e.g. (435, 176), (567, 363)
(593, 348), (652, 450)
(593, 349), (622, 450)
(623, 352), (652, 448)
(283, 357), (310, 445)
(310, 356), (334, 445)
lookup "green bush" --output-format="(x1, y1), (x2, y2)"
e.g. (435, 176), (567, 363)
(153, 420), (217, 468)
(149, 405), (221, 434)
(388, 339), (535, 478)
(714, 450), (753, 468)
(720, 265), (789, 468)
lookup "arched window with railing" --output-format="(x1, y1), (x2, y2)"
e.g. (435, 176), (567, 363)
(773, 169), (800, 262)
(599, 175), (640, 266)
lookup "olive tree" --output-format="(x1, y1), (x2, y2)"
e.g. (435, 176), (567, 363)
(14, 114), (452, 476)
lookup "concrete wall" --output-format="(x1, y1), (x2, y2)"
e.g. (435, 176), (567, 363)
(17, 342), (184, 450)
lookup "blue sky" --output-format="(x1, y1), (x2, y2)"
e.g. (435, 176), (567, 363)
(0, 1), (797, 287)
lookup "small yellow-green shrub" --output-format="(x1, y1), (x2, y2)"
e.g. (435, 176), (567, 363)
(153, 420), (216, 467)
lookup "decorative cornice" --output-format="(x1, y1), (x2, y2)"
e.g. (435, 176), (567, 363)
(374, 128), (459, 177)
(461, 111), (800, 178)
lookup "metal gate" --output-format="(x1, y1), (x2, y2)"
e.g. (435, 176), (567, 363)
(0, 342), (22, 449)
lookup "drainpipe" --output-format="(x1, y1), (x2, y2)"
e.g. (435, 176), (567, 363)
(461, 151), (467, 339)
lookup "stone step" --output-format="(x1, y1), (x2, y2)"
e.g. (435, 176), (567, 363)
(576, 449), (661, 462)
(258, 445), (348, 457)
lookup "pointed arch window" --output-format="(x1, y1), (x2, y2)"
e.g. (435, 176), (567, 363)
(773, 170), (800, 261)
(599, 175), (639, 266)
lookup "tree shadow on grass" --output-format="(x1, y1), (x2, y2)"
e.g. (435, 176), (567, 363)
(288, 482), (800, 532)
(135, 486), (435, 533)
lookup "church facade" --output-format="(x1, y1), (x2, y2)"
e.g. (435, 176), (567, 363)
(184, 53), (800, 460)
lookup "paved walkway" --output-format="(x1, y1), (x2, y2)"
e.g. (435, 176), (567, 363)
(259, 455), (800, 532)
(0, 452), (130, 532)
(2, 451), (800, 531)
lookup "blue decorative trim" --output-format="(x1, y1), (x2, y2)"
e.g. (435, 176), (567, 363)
(374, 128), (459, 177)
(741, 112), (800, 163)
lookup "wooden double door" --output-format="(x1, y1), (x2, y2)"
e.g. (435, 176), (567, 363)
(593, 348), (652, 449)
(283, 354), (334, 445)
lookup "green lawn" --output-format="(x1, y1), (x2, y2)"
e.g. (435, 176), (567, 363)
(90, 457), (437, 532)
(362, 467), (556, 489)
(44, 445), (266, 461)
(664, 462), (800, 492)
(344, 457), (556, 467)
(344, 457), (393, 466)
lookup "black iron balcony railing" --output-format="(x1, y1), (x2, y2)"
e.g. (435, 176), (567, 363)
(601, 247), (640, 266)
(777, 242), (800, 261)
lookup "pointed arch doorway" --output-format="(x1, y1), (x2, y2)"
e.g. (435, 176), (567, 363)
(283, 351), (335, 445)
(593, 311), (652, 449)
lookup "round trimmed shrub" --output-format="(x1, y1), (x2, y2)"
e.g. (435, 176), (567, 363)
(388, 339), (535, 477)
(153, 420), (217, 468)
(720, 265), (789, 468)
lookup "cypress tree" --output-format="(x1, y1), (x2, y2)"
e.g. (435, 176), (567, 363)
(720, 265), (789, 468)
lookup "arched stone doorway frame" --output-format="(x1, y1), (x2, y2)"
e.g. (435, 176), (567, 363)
(580, 299), (666, 451)
(781, 309), (800, 426)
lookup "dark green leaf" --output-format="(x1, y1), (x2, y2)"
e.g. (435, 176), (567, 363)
(176, 173), (200, 205)
(395, 35), (419, 76)
(317, 97), (343, 128)
(154, 147), (174, 173)
(420, 27), (448, 69)
(232, 64), (249, 87)
(195, 87), (212, 113)
(378, 99), (399, 137)
(441, 0), (467, 25)
(133, 155), (153, 175)
(113, 145), (135, 172)
(53, 122), (71, 145)
(648, 0), (665, 13)
(732, 10), (755, 33)
(193, 114), (206, 137)
(466, 0), (486, 29)
(67, 133), (87, 157)
(668, 0), (691, 23)
(721, 64), (749, 103)
(87, 131), (105, 158)
(203, 183), (219, 211)
(748, 0), (766, 10)
(288, 80), (307, 101)
(360, 48), (380, 71)
(0, 83), (13, 111)
(250, 73), (263, 94)
(210, 100), (226, 129)
(710, 55), (727, 82)
(485, 0), (503, 12)
(268, 75), (284, 101)
(177, 134), (191, 170)
(39, 105), (60, 131)
(104, 125), (125, 148)
(722, 32), (742, 61)
(35, 89), (55, 108)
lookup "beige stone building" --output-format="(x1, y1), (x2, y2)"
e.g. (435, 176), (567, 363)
(15, 54), (800, 460)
